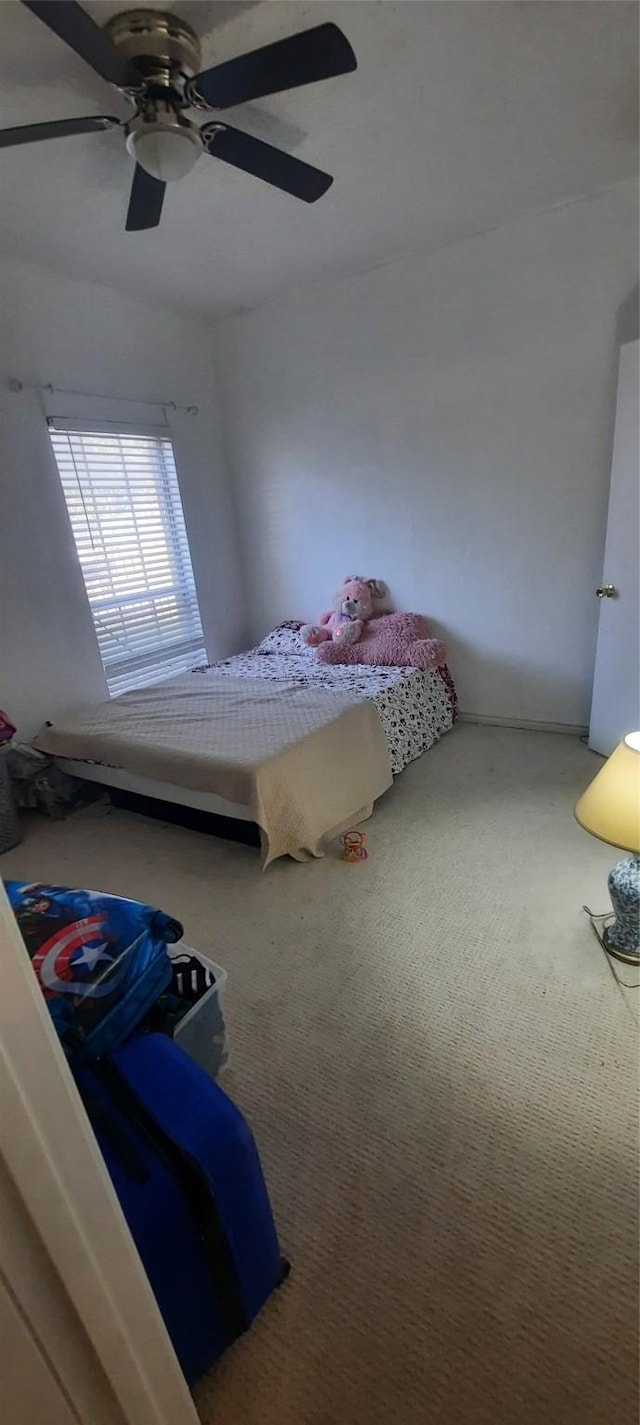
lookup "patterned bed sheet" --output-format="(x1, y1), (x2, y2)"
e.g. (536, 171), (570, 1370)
(201, 632), (457, 776)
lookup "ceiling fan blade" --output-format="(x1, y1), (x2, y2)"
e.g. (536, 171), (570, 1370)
(0, 115), (120, 150)
(21, 2), (139, 88)
(202, 122), (333, 202)
(125, 165), (166, 232)
(189, 22), (356, 110)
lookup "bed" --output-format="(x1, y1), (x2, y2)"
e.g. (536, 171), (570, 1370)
(33, 625), (456, 867)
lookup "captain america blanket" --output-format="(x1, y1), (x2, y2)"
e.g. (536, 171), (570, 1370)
(5, 881), (183, 1061)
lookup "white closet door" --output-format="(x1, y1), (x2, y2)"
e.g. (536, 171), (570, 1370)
(0, 1273), (79, 1425)
(0, 1154), (126, 1425)
(589, 340), (640, 756)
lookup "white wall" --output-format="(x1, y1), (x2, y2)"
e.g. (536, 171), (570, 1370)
(214, 180), (639, 728)
(0, 258), (244, 736)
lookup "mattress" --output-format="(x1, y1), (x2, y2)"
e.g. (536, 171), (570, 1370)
(211, 645), (456, 775)
(33, 669), (391, 867)
(33, 644), (456, 865)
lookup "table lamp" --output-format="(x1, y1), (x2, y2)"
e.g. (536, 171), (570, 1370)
(574, 731), (640, 964)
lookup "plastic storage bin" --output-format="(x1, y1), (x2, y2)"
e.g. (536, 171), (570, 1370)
(169, 947), (229, 1080)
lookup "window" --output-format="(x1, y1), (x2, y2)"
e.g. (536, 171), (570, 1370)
(49, 422), (206, 697)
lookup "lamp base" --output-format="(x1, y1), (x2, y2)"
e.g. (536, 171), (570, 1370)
(604, 854), (640, 964)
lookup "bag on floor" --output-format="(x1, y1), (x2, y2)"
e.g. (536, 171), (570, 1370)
(74, 1032), (288, 1384)
(4, 880), (181, 1062)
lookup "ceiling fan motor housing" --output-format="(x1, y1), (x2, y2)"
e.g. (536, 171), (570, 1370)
(103, 9), (202, 99)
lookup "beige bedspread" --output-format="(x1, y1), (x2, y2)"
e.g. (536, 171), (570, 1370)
(33, 671), (392, 866)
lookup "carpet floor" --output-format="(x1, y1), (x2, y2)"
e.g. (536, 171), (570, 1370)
(2, 724), (638, 1425)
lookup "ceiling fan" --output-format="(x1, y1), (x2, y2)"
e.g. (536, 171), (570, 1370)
(0, 2), (357, 230)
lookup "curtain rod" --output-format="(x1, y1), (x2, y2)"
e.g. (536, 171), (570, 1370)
(4, 379), (199, 416)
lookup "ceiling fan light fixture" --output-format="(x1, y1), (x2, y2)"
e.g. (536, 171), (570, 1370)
(126, 120), (202, 182)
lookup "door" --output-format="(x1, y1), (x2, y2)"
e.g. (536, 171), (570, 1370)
(0, 1272), (78, 1425)
(0, 1153), (126, 1425)
(588, 340), (640, 756)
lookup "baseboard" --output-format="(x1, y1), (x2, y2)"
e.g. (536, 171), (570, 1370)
(457, 712), (588, 737)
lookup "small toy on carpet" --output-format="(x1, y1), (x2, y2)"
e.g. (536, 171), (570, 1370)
(341, 830), (368, 862)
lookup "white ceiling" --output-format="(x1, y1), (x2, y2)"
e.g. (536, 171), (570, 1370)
(0, 0), (637, 318)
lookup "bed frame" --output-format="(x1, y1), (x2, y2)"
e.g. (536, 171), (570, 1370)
(56, 757), (261, 847)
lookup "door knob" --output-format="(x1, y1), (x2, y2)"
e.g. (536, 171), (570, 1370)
(596, 584), (617, 598)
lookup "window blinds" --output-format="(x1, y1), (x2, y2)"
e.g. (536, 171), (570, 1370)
(49, 424), (206, 697)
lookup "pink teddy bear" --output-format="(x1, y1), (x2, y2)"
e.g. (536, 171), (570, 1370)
(301, 576), (387, 649)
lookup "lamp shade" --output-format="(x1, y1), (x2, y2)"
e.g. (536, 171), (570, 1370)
(574, 732), (640, 853)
